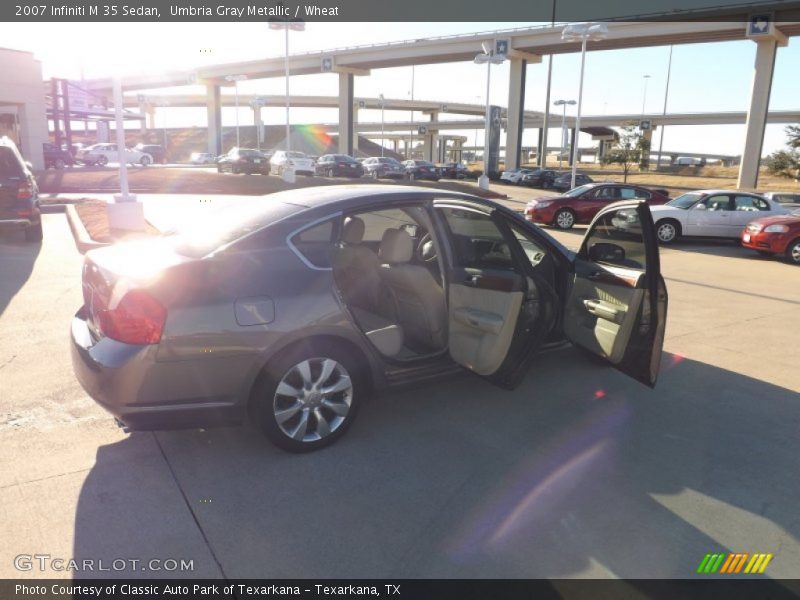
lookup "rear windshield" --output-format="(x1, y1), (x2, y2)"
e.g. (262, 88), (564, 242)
(0, 147), (23, 177)
(170, 199), (305, 257)
(238, 149), (262, 157)
(287, 152), (306, 159)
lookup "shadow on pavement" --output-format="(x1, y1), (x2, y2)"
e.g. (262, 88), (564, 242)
(73, 350), (800, 581)
(0, 230), (41, 317)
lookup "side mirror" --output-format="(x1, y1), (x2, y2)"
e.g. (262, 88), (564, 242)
(588, 242), (626, 264)
(693, 203), (706, 210)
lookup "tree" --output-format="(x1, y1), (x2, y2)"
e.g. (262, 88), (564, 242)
(764, 125), (800, 180)
(601, 124), (651, 183)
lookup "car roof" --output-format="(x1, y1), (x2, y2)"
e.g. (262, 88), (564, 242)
(689, 189), (765, 196)
(261, 184), (473, 210)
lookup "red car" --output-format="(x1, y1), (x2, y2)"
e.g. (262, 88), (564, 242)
(741, 214), (800, 265)
(525, 183), (671, 230)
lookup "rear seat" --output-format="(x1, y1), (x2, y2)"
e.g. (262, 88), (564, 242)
(350, 306), (404, 357)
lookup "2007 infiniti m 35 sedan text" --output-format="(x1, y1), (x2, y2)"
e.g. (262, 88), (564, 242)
(71, 185), (667, 452)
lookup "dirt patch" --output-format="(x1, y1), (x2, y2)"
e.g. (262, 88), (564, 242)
(74, 201), (159, 244)
(35, 167), (507, 200)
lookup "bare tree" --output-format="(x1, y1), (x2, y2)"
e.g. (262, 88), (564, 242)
(601, 124), (650, 183)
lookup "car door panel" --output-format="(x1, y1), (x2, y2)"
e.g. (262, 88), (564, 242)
(434, 203), (558, 389)
(565, 201), (667, 386)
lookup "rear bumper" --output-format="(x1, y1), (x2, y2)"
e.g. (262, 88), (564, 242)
(70, 310), (244, 430)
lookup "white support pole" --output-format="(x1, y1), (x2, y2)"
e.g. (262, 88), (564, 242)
(570, 38), (588, 190)
(113, 77), (130, 201)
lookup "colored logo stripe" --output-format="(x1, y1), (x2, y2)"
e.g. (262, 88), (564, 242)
(698, 553), (773, 574)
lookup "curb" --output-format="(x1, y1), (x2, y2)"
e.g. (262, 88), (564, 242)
(65, 204), (109, 255)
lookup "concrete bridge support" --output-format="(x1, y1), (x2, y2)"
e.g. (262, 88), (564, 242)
(505, 58), (527, 170)
(338, 73), (354, 155)
(206, 83), (221, 156)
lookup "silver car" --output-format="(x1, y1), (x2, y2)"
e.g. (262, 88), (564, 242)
(71, 186), (667, 452)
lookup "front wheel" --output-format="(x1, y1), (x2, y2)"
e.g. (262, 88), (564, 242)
(96, 155), (108, 167)
(655, 219), (681, 244)
(253, 343), (363, 452)
(140, 155), (151, 166)
(786, 238), (800, 265)
(54, 158), (66, 169)
(553, 208), (576, 230)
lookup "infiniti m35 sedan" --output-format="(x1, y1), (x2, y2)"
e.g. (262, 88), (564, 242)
(71, 185), (667, 452)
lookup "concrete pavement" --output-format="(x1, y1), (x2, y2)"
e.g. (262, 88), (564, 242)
(0, 212), (798, 580)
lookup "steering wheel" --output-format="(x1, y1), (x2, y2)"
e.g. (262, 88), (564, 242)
(416, 232), (438, 263)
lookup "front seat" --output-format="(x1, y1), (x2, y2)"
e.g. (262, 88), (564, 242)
(331, 216), (381, 311)
(379, 228), (446, 353)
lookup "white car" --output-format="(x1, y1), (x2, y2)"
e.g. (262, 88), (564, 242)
(649, 190), (789, 244)
(499, 168), (536, 185)
(270, 150), (315, 176)
(190, 152), (216, 165)
(78, 143), (153, 167)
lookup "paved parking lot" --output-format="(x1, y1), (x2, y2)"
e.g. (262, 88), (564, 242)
(1, 212), (798, 580)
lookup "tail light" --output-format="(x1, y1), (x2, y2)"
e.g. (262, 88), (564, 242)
(17, 181), (34, 200)
(98, 289), (166, 345)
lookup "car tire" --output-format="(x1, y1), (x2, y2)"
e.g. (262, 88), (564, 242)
(54, 158), (66, 169)
(327, 168), (334, 178)
(96, 155), (108, 167)
(140, 155), (151, 167)
(25, 222), (43, 243)
(553, 208), (576, 230)
(786, 238), (800, 265)
(655, 219), (681, 244)
(253, 342), (364, 453)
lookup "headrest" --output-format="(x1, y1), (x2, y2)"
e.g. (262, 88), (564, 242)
(379, 228), (413, 264)
(342, 216), (365, 244)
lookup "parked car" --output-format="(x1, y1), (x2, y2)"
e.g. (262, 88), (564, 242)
(190, 152), (217, 165)
(402, 159), (439, 181)
(42, 142), (74, 169)
(741, 214), (800, 264)
(70, 185), (667, 452)
(675, 156), (704, 166)
(762, 191), (800, 205)
(361, 157), (404, 179)
(500, 167), (537, 185)
(525, 183), (671, 230)
(551, 172), (594, 192)
(270, 150), (315, 176)
(135, 144), (167, 164)
(521, 169), (561, 189)
(0, 137), (42, 242)
(315, 154), (365, 178)
(438, 162), (470, 179)
(649, 190), (789, 244)
(216, 148), (270, 175)
(77, 143), (153, 167)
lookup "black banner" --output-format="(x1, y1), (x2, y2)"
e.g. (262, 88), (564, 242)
(3, 0), (800, 22)
(3, 579), (800, 600)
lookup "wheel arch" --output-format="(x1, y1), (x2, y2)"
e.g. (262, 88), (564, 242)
(244, 331), (377, 420)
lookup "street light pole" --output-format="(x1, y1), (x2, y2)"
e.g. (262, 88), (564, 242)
(656, 45), (674, 170)
(554, 99), (576, 169)
(562, 22), (609, 190)
(474, 42), (506, 190)
(379, 93), (385, 157)
(641, 74), (651, 116)
(224, 74), (247, 150)
(269, 20), (305, 155)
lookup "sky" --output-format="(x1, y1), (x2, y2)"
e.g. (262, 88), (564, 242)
(1, 21), (798, 156)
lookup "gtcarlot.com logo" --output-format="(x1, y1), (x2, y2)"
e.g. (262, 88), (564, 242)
(697, 552), (773, 574)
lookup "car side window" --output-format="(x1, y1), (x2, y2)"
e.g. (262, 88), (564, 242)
(595, 187), (619, 200)
(505, 220), (548, 268)
(620, 187), (645, 200)
(290, 220), (335, 269)
(438, 207), (517, 272)
(734, 195), (769, 211)
(582, 207), (647, 270)
(703, 195), (733, 211)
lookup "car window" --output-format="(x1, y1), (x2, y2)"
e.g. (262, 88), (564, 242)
(734, 195), (769, 211)
(290, 220), (335, 268)
(439, 207), (517, 272)
(0, 147), (23, 177)
(583, 207), (647, 270)
(594, 187), (619, 200)
(354, 208), (417, 242)
(506, 220), (548, 268)
(702, 195), (733, 211)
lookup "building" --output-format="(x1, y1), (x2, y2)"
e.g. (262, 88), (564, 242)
(0, 47), (48, 169)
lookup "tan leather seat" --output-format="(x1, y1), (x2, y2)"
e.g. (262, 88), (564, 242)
(379, 229), (446, 352)
(332, 217), (381, 312)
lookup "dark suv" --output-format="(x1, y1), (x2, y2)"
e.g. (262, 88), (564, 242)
(43, 142), (74, 169)
(0, 137), (42, 242)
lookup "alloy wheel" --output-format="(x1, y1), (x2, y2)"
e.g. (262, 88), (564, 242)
(657, 221), (677, 243)
(273, 358), (353, 443)
(789, 240), (800, 264)
(555, 209), (575, 230)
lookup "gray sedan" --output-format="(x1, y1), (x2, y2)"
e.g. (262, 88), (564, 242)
(71, 185), (667, 452)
